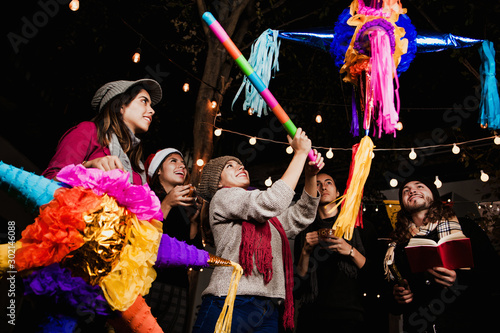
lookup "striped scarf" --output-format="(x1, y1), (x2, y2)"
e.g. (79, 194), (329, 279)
(408, 219), (462, 239)
(384, 219), (463, 280)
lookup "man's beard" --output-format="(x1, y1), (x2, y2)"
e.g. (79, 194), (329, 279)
(405, 198), (433, 214)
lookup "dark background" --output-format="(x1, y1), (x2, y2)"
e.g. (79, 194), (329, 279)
(0, 1), (499, 332)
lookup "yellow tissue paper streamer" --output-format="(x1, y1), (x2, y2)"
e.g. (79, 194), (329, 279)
(99, 217), (162, 311)
(333, 136), (374, 240)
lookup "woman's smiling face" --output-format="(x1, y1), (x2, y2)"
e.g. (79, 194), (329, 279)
(120, 89), (154, 134)
(158, 153), (187, 189)
(218, 160), (250, 189)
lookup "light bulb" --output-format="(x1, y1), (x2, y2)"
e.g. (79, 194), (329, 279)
(196, 159), (204, 167)
(390, 178), (398, 187)
(480, 170), (489, 182)
(494, 136), (500, 145)
(211, 100), (217, 109)
(434, 176), (442, 188)
(132, 48), (141, 63)
(249, 137), (257, 145)
(315, 114), (322, 123)
(286, 146), (294, 154)
(69, 0), (79, 11)
(248, 108), (254, 115)
(409, 148), (417, 160)
(452, 143), (460, 154)
(182, 82), (190, 92)
(214, 128), (222, 136)
(375, 206), (379, 212)
(396, 121), (403, 131)
(326, 148), (334, 159)
(265, 177), (273, 187)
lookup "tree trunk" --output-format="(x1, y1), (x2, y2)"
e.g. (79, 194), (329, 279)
(191, 43), (224, 187)
(191, 0), (253, 187)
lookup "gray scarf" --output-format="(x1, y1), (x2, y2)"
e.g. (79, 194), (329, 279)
(108, 132), (146, 184)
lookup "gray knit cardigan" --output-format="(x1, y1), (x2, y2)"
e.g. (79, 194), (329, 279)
(202, 179), (320, 300)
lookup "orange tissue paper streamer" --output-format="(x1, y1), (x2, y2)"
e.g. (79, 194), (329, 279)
(15, 187), (102, 271)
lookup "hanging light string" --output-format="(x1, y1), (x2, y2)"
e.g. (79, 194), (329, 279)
(212, 120), (498, 153)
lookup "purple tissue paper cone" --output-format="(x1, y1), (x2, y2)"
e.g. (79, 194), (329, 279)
(156, 234), (210, 268)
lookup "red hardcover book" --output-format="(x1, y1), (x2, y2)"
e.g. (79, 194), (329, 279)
(404, 232), (474, 273)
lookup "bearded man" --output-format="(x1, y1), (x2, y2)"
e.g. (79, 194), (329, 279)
(386, 176), (500, 333)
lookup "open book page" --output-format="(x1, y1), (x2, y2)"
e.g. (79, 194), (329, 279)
(406, 231), (467, 247)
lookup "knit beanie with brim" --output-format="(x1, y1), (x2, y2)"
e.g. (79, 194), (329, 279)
(398, 175), (441, 214)
(198, 156), (242, 201)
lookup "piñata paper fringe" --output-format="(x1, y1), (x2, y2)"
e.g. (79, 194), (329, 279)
(232, 29), (281, 117)
(333, 136), (374, 240)
(478, 40), (500, 130)
(214, 261), (244, 333)
(369, 29), (400, 137)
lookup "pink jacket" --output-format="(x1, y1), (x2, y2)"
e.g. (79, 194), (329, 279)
(42, 121), (143, 185)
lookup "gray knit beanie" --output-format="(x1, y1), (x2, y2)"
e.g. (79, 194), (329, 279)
(198, 156), (242, 201)
(91, 79), (162, 112)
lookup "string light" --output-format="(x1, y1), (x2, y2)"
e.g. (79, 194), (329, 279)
(206, 121), (496, 182)
(452, 143), (460, 154)
(249, 137), (257, 145)
(409, 148), (417, 160)
(480, 170), (489, 182)
(196, 159), (204, 167)
(132, 48), (141, 63)
(204, 96), (496, 156)
(389, 178), (398, 187)
(211, 100), (217, 109)
(132, 37), (142, 63)
(434, 176), (442, 188)
(182, 82), (190, 92)
(214, 128), (222, 136)
(265, 177), (273, 187)
(248, 108), (254, 116)
(315, 114), (322, 123)
(69, 0), (79, 11)
(396, 122), (403, 131)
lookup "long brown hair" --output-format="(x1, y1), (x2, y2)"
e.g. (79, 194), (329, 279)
(391, 200), (456, 244)
(91, 84), (148, 173)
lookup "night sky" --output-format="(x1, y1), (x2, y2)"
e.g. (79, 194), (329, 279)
(1, 0), (499, 194)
